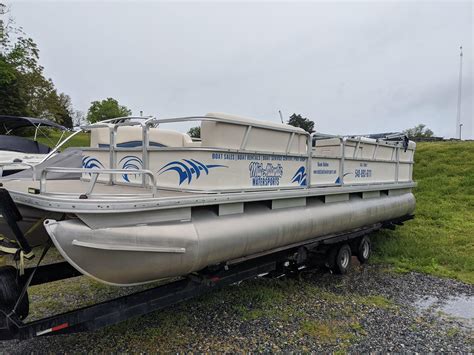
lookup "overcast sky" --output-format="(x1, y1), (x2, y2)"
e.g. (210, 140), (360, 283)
(9, 0), (474, 138)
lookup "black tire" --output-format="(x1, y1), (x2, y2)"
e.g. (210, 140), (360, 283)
(334, 244), (352, 274)
(326, 244), (352, 274)
(357, 236), (371, 264)
(0, 266), (29, 320)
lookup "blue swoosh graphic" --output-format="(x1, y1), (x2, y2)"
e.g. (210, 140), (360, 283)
(158, 159), (227, 185)
(119, 156), (143, 182)
(291, 166), (307, 186)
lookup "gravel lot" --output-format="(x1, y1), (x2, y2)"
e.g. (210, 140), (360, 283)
(0, 262), (472, 352)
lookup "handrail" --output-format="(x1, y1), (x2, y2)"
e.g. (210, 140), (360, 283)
(149, 116), (309, 136)
(40, 168), (157, 197)
(0, 162), (37, 180)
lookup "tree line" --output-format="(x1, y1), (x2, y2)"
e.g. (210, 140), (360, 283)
(0, 4), (131, 128)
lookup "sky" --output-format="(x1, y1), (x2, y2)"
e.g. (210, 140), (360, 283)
(8, 0), (474, 138)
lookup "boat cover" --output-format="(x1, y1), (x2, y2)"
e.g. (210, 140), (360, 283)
(5, 148), (83, 180)
(0, 115), (67, 133)
(0, 135), (51, 154)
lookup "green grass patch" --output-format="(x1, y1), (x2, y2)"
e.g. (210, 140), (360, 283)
(372, 141), (474, 284)
(26, 130), (90, 149)
(300, 319), (359, 345)
(354, 295), (396, 309)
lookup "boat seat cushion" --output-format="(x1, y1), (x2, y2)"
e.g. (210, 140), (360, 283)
(201, 113), (307, 154)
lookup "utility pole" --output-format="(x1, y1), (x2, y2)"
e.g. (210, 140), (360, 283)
(456, 46), (463, 139)
(278, 110), (284, 124)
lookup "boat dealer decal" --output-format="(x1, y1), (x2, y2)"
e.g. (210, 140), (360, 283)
(158, 159), (227, 185)
(249, 162), (283, 186)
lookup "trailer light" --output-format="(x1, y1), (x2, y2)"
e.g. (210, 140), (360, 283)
(28, 188), (40, 195)
(36, 322), (69, 336)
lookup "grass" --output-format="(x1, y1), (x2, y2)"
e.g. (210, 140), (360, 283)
(372, 141), (474, 284)
(300, 319), (357, 344)
(27, 130), (90, 150)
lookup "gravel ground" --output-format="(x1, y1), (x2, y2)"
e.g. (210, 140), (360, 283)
(0, 262), (472, 353)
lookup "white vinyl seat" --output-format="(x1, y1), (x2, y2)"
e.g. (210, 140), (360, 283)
(90, 126), (200, 148)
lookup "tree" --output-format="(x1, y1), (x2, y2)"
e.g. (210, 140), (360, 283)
(287, 113), (315, 133)
(0, 2), (75, 127)
(187, 126), (200, 138)
(86, 98), (132, 123)
(403, 124), (434, 139)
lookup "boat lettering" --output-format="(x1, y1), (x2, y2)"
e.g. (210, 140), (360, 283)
(355, 168), (372, 178)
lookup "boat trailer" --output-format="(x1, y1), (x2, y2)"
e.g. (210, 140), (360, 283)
(0, 188), (413, 341)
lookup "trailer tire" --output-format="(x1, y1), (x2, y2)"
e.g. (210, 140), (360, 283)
(0, 266), (29, 320)
(335, 244), (352, 274)
(326, 244), (352, 274)
(357, 236), (371, 264)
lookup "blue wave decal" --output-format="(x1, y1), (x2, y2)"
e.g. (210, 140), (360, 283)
(119, 156), (143, 182)
(82, 156), (104, 170)
(158, 159), (227, 185)
(98, 141), (166, 148)
(291, 166), (307, 186)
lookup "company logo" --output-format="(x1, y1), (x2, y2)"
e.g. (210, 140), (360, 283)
(119, 156), (143, 182)
(249, 162), (283, 186)
(291, 166), (307, 186)
(158, 159), (227, 185)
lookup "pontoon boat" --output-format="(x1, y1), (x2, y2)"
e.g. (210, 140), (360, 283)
(0, 113), (416, 287)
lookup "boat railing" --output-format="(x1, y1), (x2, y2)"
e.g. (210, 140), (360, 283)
(0, 162), (38, 180)
(80, 115), (311, 188)
(58, 115), (413, 194)
(310, 133), (413, 186)
(39, 167), (157, 197)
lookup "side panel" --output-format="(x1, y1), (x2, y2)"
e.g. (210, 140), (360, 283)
(82, 149), (309, 190)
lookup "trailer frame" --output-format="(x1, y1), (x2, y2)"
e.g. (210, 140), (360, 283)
(0, 212), (413, 341)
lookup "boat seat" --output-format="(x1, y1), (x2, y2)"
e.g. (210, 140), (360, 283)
(200, 112), (307, 154)
(90, 126), (199, 148)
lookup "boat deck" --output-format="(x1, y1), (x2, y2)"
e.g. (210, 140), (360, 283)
(1, 177), (416, 214)
(2, 178), (199, 198)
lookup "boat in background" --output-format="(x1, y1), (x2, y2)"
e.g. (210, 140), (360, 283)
(0, 116), (69, 177)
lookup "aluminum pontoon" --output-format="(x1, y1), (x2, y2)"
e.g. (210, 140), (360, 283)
(0, 112), (416, 337)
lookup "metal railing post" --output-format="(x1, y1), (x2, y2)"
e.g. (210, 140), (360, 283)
(306, 133), (314, 188)
(142, 123), (149, 187)
(338, 137), (346, 186)
(395, 145), (400, 183)
(109, 126), (115, 185)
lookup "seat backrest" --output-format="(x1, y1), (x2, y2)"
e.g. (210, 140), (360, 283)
(90, 126), (196, 148)
(200, 113), (307, 154)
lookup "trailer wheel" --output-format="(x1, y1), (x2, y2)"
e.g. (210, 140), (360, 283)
(357, 236), (371, 264)
(326, 244), (352, 274)
(0, 266), (29, 320)
(335, 244), (352, 274)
